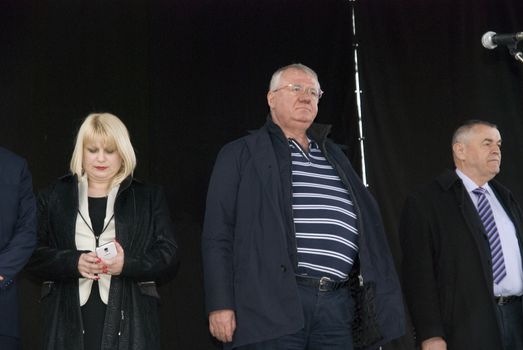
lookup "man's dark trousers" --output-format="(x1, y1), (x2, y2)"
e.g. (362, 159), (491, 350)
(237, 283), (354, 350)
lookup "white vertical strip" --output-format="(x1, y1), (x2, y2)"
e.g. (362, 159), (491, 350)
(349, 0), (368, 187)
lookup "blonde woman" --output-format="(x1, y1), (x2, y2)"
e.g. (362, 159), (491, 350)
(28, 113), (177, 350)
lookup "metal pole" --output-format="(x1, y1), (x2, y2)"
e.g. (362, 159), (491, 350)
(349, 3), (381, 349)
(349, 0), (368, 187)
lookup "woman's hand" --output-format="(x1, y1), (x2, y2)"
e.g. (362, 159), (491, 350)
(100, 240), (125, 276)
(78, 252), (103, 279)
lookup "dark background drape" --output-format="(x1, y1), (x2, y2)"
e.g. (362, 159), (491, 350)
(358, 1), (523, 348)
(1, 0), (522, 349)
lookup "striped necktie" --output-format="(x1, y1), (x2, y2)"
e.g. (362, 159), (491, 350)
(472, 187), (507, 284)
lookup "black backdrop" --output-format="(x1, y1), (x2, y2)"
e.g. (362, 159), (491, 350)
(1, 1), (522, 349)
(357, 1), (523, 348)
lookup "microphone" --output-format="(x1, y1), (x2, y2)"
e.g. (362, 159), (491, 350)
(481, 31), (523, 49)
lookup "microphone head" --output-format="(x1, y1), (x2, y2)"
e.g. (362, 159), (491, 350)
(482, 31), (498, 49)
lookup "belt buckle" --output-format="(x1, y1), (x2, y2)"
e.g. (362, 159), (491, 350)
(497, 296), (511, 305)
(319, 277), (331, 292)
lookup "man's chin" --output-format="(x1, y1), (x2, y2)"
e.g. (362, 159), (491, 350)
(489, 168), (501, 178)
(297, 120), (314, 129)
(294, 114), (316, 124)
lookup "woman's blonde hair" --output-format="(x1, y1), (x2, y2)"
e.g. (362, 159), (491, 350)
(70, 113), (137, 187)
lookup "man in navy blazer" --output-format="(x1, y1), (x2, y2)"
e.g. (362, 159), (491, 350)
(202, 64), (404, 349)
(0, 147), (37, 350)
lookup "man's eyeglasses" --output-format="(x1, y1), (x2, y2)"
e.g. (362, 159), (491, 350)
(272, 83), (324, 100)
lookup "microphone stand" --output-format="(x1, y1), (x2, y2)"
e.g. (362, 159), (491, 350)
(506, 42), (523, 63)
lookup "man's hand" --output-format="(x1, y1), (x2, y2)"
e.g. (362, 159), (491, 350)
(0, 275), (4, 281)
(209, 309), (236, 343)
(422, 337), (447, 350)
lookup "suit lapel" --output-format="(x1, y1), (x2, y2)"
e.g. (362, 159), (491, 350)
(77, 176), (92, 231)
(56, 178), (80, 249)
(113, 178), (133, 249)
(453, 183), (495, 290)
(490, 182), (523, 268)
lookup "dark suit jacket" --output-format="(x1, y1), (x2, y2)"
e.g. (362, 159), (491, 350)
(0, 147), (37, 338)
(203, 119), (405, 348)
(400, 169), (523, 349)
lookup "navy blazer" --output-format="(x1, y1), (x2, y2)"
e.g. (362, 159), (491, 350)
(202, 119), (404, 348)
(0, 147), (37, 338)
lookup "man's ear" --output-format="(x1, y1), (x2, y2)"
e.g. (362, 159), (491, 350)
(267, 91), (275, 109)
(453, 142), (466, 160)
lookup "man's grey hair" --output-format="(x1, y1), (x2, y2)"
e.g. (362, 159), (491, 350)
(452, 119), (498, 145)
(269, 63), (320, 91)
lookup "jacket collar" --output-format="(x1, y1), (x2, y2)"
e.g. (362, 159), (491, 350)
(436, 168), (506, 198)
(118, 175), (133, 195)
(264, 114), (332, 144)
(59, 173), (134, 193)
(435, 168), (461, 191)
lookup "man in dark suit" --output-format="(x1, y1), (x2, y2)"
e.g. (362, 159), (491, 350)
(0, 147), (37, 350)
(400, 120), (523, 350)
(202, 63), (404, 349)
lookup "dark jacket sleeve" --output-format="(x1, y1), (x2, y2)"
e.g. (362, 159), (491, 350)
(399, 194), (445, 343)
(201, 141), (245, 314)
(25, 188), (84, 281)
(121, 186), (177, 281)
(0, 159), (37, 287)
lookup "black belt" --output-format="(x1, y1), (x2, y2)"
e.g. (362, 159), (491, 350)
(495, 295), (522, 306)
(296, 275), (349, 292)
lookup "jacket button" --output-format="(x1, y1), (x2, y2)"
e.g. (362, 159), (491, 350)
(280, 265), (287, 272)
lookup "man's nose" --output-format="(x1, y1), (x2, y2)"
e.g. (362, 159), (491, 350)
(298, 93), (312, 102)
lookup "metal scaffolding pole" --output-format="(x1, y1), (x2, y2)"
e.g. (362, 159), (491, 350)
(349, 0), (368, 187)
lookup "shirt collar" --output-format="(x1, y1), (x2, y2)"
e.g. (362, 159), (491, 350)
(455, 168), (493, 195)
(287, 137), (318, 150)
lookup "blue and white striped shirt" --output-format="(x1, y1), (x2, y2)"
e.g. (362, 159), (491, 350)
(290, 138), (359, 281)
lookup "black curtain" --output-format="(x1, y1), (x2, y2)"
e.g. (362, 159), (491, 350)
(358, 0), (523, 348)
(3, 0), (523, 349)
(2, 1), (357, 349)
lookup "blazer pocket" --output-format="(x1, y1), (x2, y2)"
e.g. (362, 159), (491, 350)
(137, 281), (160, 300)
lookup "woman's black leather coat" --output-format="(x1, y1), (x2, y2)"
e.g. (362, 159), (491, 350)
(27, 175), (177, 350)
